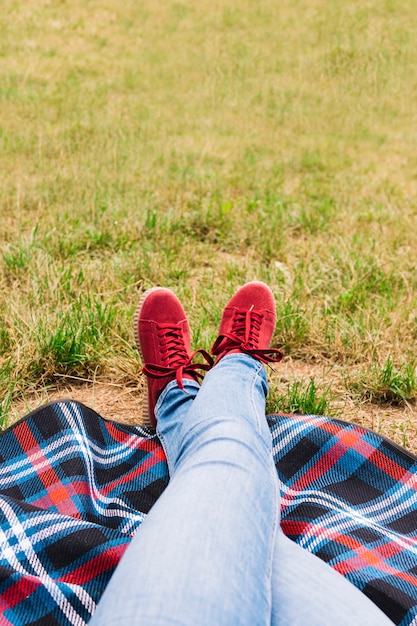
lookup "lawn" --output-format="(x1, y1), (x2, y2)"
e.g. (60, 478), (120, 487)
(1, 0), (417, 448)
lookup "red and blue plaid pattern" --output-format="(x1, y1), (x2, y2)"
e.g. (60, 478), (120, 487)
(0, 401), (168, 625)
(0, 401), (416, 624)
(270, 413), (417, 626)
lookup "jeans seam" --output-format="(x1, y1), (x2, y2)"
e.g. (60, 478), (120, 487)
(158, 429), (175, 477)
(268, 460), (280, 581)
(250, 362), (261, 434)
(249, 360), (271, 456)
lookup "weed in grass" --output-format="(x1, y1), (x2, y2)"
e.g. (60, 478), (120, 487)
(349, 357), (417, 406)
(268, 378), (336, 417)
(144, 210), (158, 233)
(396, 421), (411, 450)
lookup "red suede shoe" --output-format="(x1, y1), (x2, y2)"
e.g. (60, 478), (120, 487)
(134, 287), (213, 427)
(211, 281), (283, 365)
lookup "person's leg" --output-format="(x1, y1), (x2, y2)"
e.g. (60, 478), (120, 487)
(270, 529), (394, 625)
(91, 283), (282, 626)
(91, 356), (279, 626)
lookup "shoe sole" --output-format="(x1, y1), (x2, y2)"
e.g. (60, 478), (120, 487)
(133, 286), (165, 428)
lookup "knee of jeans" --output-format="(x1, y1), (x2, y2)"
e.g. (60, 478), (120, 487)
(180, 415), (271, 462)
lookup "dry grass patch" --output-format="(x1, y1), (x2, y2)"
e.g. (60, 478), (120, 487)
(9, 381), (144, 428)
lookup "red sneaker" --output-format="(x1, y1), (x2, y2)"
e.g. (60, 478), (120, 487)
(211, 281), (283, 364)
(134, 287), (213, 427)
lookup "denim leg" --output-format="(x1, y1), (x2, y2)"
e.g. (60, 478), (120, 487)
(91, 354), (279, 626)
(270, 513), (394, 625)
(155, 378), (200, 476)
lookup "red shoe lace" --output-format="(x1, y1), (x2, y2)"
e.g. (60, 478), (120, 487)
(142, 323), (213, 387)
(211, 306), (283, 364)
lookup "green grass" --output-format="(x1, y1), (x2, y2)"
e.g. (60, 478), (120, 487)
(349, 357), (417, 406)
(268, 378), (336, 417)
(1, 0), (417, 444)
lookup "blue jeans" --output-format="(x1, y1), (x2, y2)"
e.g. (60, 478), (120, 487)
(91, 355), (393, 625)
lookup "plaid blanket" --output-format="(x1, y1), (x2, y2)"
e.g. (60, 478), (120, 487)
(0, 401), (416, 625)
(271, 414), (417, 626)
